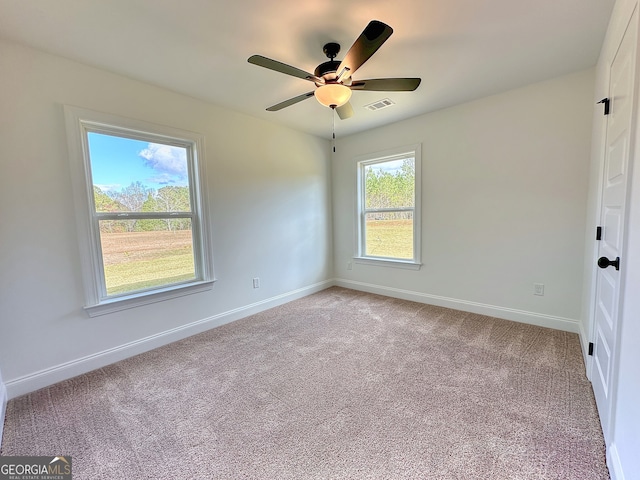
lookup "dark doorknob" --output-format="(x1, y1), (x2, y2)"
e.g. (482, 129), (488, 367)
(598, 256), (620, 271)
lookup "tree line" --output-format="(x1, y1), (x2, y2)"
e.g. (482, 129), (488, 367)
(94, 181), (191, 233)
(365, 159), (414, 220)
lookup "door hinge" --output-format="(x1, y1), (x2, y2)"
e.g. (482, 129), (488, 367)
(596, 226), (602, 241)
(588, 342), (594, 356)
(597, 98), (610, 115)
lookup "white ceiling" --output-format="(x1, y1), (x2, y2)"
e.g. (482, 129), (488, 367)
(0, 0), (614, 139)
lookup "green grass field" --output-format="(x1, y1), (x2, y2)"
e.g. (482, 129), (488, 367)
(365, 219), (413, 259)
(104, 249), (195, 295)
(100, 230), (195, 296)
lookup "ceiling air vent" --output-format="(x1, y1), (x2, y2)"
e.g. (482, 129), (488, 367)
(364, 98), (396, 112)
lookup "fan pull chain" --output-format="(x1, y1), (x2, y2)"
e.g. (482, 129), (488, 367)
(332, 107), (336, 153)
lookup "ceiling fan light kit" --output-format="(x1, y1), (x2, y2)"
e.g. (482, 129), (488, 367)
(315, 83), (352, 108)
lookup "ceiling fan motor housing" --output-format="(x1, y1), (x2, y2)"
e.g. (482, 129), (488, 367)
(315, 60), (340, 82)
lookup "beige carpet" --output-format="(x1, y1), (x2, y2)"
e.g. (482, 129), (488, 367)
(1, 287), (608, 479)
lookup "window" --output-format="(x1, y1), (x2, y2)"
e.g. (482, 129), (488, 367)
(65, 106), (214, 316)
(356, 145), (421, 269)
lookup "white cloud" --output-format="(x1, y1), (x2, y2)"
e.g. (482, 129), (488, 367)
(138, 143), (188, 181)
(95, 183), (122, 193)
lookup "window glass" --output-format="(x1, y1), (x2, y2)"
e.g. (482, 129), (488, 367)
(364, 158), (414, 209)
(364, 211), (414, 259)
(98, 219), (195, 296)
(87, 132), (198, 297)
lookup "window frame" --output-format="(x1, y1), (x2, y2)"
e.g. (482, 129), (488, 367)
(355, 144), (422, 270)
(64, 106), (215, 317)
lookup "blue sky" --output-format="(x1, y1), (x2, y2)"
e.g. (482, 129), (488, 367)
(368, 159), (403, 174)
(87, 132), (188, 193)
(366, 158), (412, 175)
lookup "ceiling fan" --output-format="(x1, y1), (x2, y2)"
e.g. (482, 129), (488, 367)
(247, 20), (421, 120)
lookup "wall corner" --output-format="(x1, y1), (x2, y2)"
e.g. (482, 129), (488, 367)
(0, 367), (7, 449)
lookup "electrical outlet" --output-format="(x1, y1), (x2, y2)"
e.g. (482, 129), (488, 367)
(252, 277), (260, 289)
(534, 283), (544, 296)
(347, 261), (353, 271)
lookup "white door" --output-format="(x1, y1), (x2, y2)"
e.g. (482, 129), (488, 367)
(591, 11), (637, 441)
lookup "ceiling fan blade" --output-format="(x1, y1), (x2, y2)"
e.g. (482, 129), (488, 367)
(337, 21), (393, 78)
(248, 55), (324, 84)
(266, 91), (315, 111)
(336, 102), (354, 120)
(350, 78), (421, 91)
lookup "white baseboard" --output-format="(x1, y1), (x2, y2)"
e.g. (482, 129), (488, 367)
(607, 442), (625, 480)
(334, 279), (580, 333)
(5, 280), (333, 399)
(0, 368), (7, 449)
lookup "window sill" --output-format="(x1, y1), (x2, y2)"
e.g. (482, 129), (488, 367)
(353, 257), (422, 270)
(84, 280), (216, 317)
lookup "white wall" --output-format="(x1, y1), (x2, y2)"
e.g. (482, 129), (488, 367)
(0, 367), (6, 446)
(332, 69), (595, 331)
(0, 39), (333, 398)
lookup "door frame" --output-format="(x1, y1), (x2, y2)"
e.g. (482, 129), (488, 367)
(587, 1), (640, 445)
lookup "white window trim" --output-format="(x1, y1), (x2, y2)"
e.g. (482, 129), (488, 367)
(354, 144), (422, 269)
(64, 105), (215, 317)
